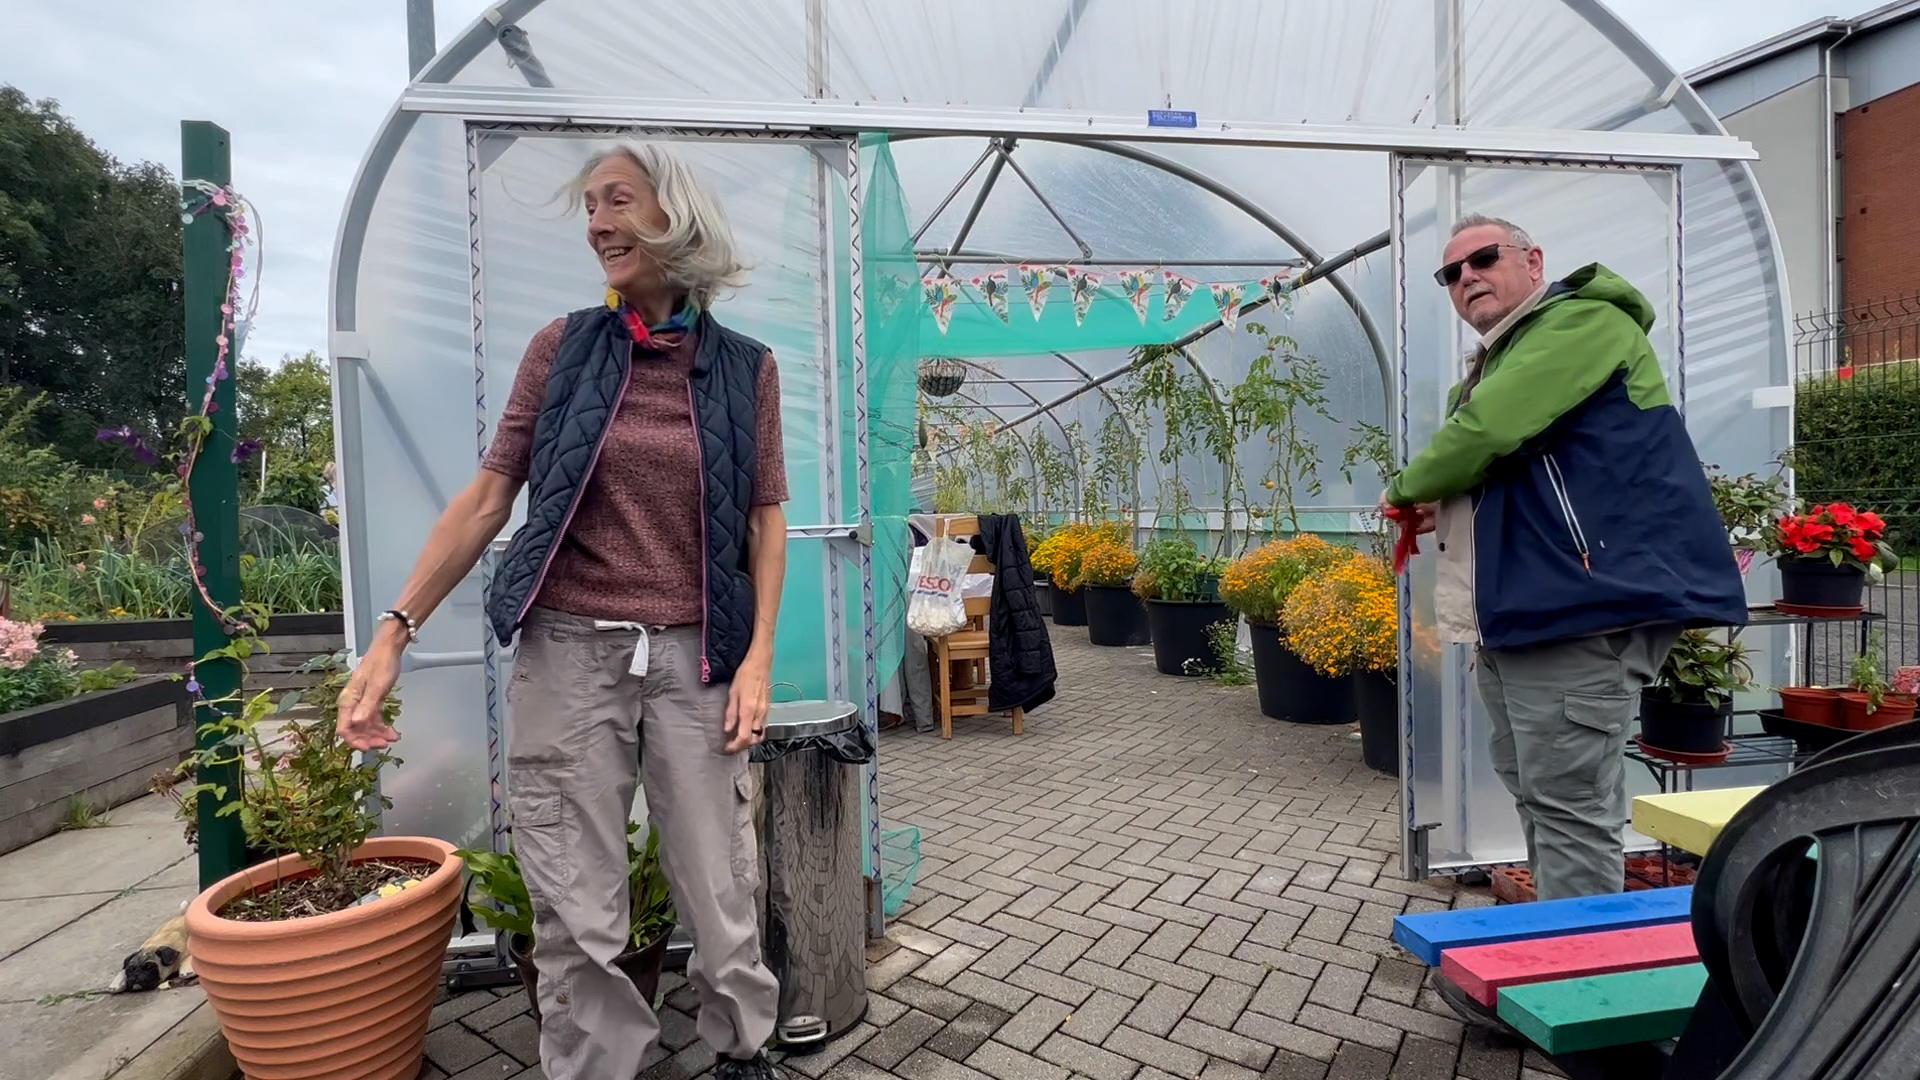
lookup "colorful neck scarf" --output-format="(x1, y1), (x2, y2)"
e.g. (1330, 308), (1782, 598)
(606, 288), (698, 349)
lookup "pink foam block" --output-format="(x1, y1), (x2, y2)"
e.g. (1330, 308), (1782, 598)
(1438, 922), (1699, 1007)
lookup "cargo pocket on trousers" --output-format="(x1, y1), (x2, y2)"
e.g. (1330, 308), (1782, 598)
(509, 791), (573, 902)
(1558, 693), (1634, 802)
(729, 769), (756, 884)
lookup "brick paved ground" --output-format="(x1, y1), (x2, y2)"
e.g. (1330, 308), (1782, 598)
(421, 626), (1568, 1080)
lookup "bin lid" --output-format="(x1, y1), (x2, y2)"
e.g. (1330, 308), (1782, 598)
(763, 700), (860, 740)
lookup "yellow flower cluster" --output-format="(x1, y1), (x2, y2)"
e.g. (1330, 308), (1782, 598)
(1030, 521), (1128, 590)
(1219, 534), (1353, 625)
(1076, 541), (1138, 588)
(1280, 554), (1398, 677)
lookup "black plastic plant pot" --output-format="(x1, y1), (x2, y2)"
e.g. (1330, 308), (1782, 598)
(1145, 600), (1232, 676)
(1248, 621), (1354, 725)
(1353, 670), (1399, 775)
(1084, 585), (1151, 647)
(513, 930), (670, 1027)
(1052, 586), (1087, 626)
(1638, 690), (1731, 756)
(1776, 556), (1866, 609)
(1035, 582), (1054, 619)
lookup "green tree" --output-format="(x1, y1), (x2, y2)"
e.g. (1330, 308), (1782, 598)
(0, 86), (184, 466)
(236, 352), (333, 511)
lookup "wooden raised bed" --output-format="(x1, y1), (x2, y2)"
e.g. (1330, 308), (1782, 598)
(0, 676), (192, 855)
(40, 613), (344, 695)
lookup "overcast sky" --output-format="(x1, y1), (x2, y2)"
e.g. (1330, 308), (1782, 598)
(0, 0), (1853, 363)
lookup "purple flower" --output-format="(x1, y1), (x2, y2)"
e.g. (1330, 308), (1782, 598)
(96, 426), (158, 466)
(186, 679), (200, 695)
(231, 439), (262, 464)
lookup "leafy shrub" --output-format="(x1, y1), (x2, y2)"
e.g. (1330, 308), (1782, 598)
(1132, 537), (1224, 602)
(1795, 362), (1920, 556)
(1030, 521), (1128, 591)
(5, 535), (341, 621)
(0, 617), (138, 713)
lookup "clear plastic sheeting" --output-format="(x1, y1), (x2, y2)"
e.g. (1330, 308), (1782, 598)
(333, 0), (1791, 877)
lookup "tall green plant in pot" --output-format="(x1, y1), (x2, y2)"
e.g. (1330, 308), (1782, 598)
(1638, 630), (1751, 758)
(1133, 537), (1231, 677)
(462, 820), (677, 1023)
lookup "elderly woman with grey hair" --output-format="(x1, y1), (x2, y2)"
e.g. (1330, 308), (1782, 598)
(336, 143), (788, 1080)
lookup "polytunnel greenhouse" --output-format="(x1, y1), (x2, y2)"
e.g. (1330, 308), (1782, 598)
(329, 0), (1797, 935)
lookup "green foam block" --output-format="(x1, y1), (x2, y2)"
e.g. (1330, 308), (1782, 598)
(1495, 963), (1707, 1054)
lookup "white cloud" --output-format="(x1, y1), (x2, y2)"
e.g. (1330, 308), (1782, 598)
(0, 0), (1850, 364)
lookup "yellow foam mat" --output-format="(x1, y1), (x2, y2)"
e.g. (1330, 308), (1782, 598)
(1632, 787), (1765, 856)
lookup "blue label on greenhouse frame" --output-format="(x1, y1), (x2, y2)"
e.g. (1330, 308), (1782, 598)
(1147, 109), (1197, 128)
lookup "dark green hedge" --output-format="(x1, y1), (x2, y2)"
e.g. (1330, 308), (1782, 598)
(1795, 361), (1920, 557)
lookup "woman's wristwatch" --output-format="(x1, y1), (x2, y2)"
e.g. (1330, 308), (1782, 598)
(377, 609), (419, 644)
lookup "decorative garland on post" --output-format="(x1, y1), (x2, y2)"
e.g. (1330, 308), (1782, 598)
(98, 180), (268, 702)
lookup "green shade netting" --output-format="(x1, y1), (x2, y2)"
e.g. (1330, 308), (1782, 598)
(922, 275), (1278, 358)
(768, 135), (917, 706)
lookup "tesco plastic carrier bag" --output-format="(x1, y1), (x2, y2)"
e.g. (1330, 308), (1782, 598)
(906, 537), (972, 638)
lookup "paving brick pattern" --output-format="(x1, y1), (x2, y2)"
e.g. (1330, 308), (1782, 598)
(422, 627), (1557, 1080)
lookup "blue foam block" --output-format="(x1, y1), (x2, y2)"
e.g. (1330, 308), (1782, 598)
(1391, 886), (1692, 967)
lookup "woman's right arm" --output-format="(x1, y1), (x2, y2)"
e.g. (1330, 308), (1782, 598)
(336, 468), (524, 749)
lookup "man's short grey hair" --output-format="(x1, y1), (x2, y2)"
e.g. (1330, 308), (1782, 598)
(565, 143), (750, 310)
(1452, 213), (1535, 250)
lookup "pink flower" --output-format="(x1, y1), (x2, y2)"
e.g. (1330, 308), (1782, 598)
(80, 513), (96, 527)
(73, 562), (87, 573)
(0, 618), (44, 670)
(92, 498), (107, 511)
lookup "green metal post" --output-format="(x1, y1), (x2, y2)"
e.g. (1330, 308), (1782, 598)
(184, 121), (246, 890)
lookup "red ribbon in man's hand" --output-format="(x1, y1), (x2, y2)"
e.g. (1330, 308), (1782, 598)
(1382, 504), (1422, 576)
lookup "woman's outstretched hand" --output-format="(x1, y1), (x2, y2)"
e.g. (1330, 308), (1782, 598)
(336, 645), (402, 751)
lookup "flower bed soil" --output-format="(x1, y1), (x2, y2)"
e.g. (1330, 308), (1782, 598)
(219, 856), (441, 921)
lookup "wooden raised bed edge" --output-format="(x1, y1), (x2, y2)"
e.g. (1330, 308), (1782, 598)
(0, 675), (188, 757)
(39, 611), (343, 645)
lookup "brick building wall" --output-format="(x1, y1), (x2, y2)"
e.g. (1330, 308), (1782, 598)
(1839, 79), (1920, 319)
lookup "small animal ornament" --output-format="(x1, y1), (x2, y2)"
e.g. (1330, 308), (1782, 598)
(109, 915), (193, 993)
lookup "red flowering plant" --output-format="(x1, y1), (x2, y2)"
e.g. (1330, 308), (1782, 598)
(1765, 503), (1899, 578)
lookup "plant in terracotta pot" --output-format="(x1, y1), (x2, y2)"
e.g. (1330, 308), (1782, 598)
(464, 820), (676, 1023)
(1638, 630), (1751, 759)
(1133, 537), (1230, 676)
(1774, 684), (1845, 728)
(1281, 552), (1394, 735)
(1221, 535), (1354, 723)
(1841, 631), (1919, 731)
(1077, 537), (1148, 647)
(1705, 458), (1792, 577)
(1764, 502), (1898, 612)
(179, 655), (463, 1080)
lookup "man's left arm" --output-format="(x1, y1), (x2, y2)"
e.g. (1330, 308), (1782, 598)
(1386, 302), (1637, 506)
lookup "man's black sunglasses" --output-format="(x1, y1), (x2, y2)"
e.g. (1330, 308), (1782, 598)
(1434, 243), (1526, 287)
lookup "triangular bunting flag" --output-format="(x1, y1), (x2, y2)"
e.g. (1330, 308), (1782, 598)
(1261, 270), (1296, 319)
(1210, 282), (1247, 331)
(972, 270), (1011, 323)
(1118, 269), (1153, 326)
(924, 273), (958, 336)
(1065, 267), (1102, 327)
(1019, 264), (1052, 321)
(1162, 271), (1196, 322)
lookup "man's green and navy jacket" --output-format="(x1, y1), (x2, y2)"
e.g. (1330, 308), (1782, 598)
(1386, 264), (1748, 650)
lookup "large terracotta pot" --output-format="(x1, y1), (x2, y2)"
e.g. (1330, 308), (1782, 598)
(186, 837), (463, 1080)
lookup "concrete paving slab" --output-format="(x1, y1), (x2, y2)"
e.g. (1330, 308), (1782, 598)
(105, 996), (235, 1080)
(105, 795), (190, 831)
(0, 885), (196, 1000)
(0, 891), (121, 960)
(136, 855), (200, 892)
(0, 820), (191, 900)
(2, 986), (205, 1080)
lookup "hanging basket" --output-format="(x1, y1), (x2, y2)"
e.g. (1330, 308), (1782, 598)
(918, 359), (967, 398)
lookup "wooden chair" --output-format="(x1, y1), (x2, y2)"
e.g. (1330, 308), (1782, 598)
(925, 516), (1024, 739)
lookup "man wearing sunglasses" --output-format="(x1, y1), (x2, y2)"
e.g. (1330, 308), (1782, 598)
(1380, 214), (1745, 904)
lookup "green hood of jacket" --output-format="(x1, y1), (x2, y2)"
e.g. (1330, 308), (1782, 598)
(1552, 263), (1656, 333)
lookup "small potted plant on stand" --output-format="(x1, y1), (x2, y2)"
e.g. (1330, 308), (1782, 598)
(1765, 503), (1899, 614)
(1134, 537), (1230, 676)
(1638, 630), (1751, 762)
(1841, 630), (1918, 731)
(464, 821), (677, 1023)
(1706, 461), (1792, 578)
(1221, 535), (1354, 723)
(1079, 538), (1149, 647)
(181, 658), (463, 1080)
